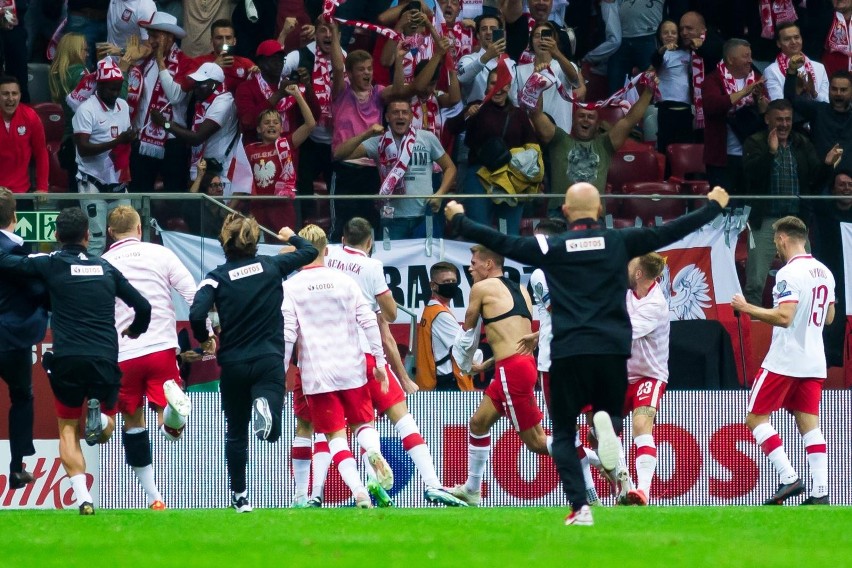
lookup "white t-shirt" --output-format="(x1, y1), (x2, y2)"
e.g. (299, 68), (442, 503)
(725, 78), (746, 157)
(763, 56), (829, 103)
(761, 254), (836, 378)
(530, 268), (551, 372)
(107, 0), (156, 47)
(102, 238), (198, 361)
(657, 49), (692, 104)
(194, 91), (238, 165)
(626, 282), (670, 384)
(282, 266), (385, 395)
(72, 95), (132, 184)
(510, 59), (579, 134)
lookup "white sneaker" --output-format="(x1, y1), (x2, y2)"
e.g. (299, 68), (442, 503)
(252, 397), (273, 441)
(448, 484), (481, 507)
(164, 379), (192, 417)
(564, 505), (594, 526)
(366, 449), (394, 491)
(615, 467), (634, 505)
(291, 494), (308, 508)
(355, 492), (373, 509)
(592, 411), (621, 473)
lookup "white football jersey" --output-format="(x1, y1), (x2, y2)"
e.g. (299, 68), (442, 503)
(626, 282), (670, 384)
(762, 254), (835, 378)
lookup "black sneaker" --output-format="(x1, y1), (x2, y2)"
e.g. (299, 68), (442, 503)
(79, 502), (95, 515)
(231, 494), (253, 513)
(763, 478), (805, 505)
(84, 399), (102, 447)
(306, 496), (323, 508)
(9, 470), (34, 490)
(41, 351), (54, 375)
(800, 494), (829, 506)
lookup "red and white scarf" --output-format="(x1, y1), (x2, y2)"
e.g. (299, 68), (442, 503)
(441, 22), (474, 62)
(717, 60), (757, 111)
(691, 34), (707, 129)
(255, 71), (298, 133)
(401, 33), (434, 81)
(137, 44), (183, 159)
(271, 137), (297, 197)
(411, 94), (442, 140)
(312, 51), (333, 128)
(826, 11), (852, 70)
(66, 70), (95, 112)
(776, 52), (816, 85)
(518, 68), (555, 110)
(322, 0), (402, 43)
(377, 128), (417, 196)
(518, 15), (537, 65)
(46, 1), (68, 61)
(190, 83), (228, 166)
(531, 68), (654, 111)
(759, 0), (797, 39)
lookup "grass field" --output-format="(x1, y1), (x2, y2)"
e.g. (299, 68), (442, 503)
(3, 506), (852, 567)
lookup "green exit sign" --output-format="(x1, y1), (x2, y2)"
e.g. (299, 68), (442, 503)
(14, 211), (59, 242)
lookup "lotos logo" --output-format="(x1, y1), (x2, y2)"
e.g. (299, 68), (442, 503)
(228, 262), (263, 280)
(70, 265), (104, 276)
(307, 282), (335, 291)
(565, 237), (605, 252)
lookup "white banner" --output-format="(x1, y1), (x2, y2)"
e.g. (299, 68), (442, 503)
(98, 391), (851, 508)
(0, 440), (99, 509)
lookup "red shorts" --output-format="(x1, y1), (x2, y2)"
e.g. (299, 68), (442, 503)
(484, 354), (542, 432)
(291, 367), (312, 423)
(365, 353), (406, 415)
(117, 349), (182, 415)
(306, 383), (374, 434)
(748, 368), (824, 416)
(624, 378), (667, 415)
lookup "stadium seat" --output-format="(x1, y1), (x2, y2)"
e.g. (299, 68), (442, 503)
(596, 104), (627, 128)
(606, 150), (663, 195)
(667, 144), (705, 180)
(32, 102), (65, 146)
(46, 142), (70, 192)
(618, 182), (685, 226)
(581, 62), (609, 102)
(27, 63), (52, 104)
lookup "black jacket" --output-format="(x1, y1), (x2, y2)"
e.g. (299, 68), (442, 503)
(0, 231), (48, 351)
(0, 243), (150, 358)
(189, 236), (318, 365)
(451, 201), (723, 358)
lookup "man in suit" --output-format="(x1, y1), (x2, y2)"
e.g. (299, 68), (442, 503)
(0, 187), (48, 488)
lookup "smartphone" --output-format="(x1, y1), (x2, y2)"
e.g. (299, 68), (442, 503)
(492, 28), (504, 43)
(540, 28), (553, 39)
(407, 1), (422, 11)
(220, 43), (230, 54)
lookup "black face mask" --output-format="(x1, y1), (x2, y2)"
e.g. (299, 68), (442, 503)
(435, 282), (460, 298)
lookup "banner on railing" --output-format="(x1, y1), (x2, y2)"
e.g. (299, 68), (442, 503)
(98, 391), (851, 508)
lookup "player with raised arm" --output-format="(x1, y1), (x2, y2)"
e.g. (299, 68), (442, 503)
(731, 216), (835, 506)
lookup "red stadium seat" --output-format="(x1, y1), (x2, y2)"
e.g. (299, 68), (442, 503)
(596, 104), (627, 128)
(666, 143), (705, 181)
(606, 151), (663, 194)
(32, 102), (65, 146)
(46, 142), (70, 192)
(618, 182), (685, 226)
(581, 63), (609, 103)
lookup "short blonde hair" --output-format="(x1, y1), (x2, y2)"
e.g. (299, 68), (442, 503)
(470, 244), (504, 268)
(219, 213), (260, 260)
(107, 205), (140, 235)
(636, 252), (666, 280)
(298, 224), (328, 251)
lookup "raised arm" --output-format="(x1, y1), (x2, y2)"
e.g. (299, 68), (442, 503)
(608, 81), (654, 150)
(273, 231), (319, 275)
(333, 124), (384, 161)
(446, 201), (546, 264)
(330, 20), (346, 99)
(288, 85), (317, 148)
(528, 99), (556, 145)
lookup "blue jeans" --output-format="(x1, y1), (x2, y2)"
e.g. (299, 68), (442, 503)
(461, 165), (523, 235)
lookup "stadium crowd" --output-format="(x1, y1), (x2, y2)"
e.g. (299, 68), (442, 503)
(0, 0), (847, 522)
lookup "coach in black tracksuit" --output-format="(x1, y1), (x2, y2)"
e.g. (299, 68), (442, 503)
(0, 207), (151, 514)
(0, 189), (48, 489)
(189, 215), (317, 512)
(447, 184), (730, 516)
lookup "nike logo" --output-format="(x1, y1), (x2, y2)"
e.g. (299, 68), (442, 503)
(98, 120), (107, 125)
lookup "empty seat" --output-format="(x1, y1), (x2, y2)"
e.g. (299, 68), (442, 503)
(606, 151), (663, 194)
(666, 143), (705, 181)
(27, 63), (52, 104)
(619, 182), (685, 226)
(32, 102), (65, 146)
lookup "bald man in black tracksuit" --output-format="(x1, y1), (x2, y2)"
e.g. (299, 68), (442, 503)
(445, 183), (730, 524)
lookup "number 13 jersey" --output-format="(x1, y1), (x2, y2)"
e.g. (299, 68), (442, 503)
(762, 254), (836, 378)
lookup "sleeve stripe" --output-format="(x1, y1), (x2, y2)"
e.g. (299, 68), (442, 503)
(198, 278), (219, 290)
(535, 234), (549, 254)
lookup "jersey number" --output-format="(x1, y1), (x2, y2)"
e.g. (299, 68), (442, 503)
(809, 285), (829, 327)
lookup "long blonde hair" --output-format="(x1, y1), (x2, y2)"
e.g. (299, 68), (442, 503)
(49, 33), (87, 103)
(219, 213), (260, 261)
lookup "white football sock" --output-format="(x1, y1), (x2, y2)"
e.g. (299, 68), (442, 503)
(329, 437), (366, 496)
(70, 473), (92, 504)
(132, 465), (162, 504)
(465, 432), (490, 494)
(310, 434), (331, 499)
(802, 428), (828, 497)
(394, 413), (440, 487)
(633, 433), (657, 495)
(752, 423), (798, 484)
(291, 436), (312, 497)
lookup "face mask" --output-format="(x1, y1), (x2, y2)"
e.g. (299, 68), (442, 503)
(435, 282), (460, 298)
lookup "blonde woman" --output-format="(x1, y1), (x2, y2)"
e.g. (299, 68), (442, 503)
(49, 32), (89, 163)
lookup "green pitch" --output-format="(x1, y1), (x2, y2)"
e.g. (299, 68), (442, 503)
(3, 507), (852, 567)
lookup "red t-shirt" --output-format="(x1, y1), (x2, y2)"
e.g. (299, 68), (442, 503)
(244, 136), (297, 197)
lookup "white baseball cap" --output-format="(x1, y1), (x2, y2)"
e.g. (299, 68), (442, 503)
(188, 62), (225, 84)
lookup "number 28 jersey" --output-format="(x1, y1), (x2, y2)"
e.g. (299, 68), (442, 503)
(762, 255), (835, 378)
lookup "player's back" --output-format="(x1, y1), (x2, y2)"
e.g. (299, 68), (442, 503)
(324, 245), (388, 310)
(103, 238), (195, 360)
(283, 266), (370, 394)
(763, 255), (835, 378)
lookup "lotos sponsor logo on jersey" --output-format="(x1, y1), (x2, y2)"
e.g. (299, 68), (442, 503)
(565, 237), (605, 252)
(307, 282), (335, 291)
(70, 265), (104, 276)
(228, 262), (263, 280)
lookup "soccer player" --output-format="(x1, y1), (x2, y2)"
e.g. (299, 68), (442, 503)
(189, 215), (317, 513)
(323, 217), (465, 507)
(622, 252), (670, 506)
(450, 245), (551, 506)
(283, 224), (393, 509)
(731, 216), (835, 506)
(102, 206), (197, 510)
(0, 207), (151, 515)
